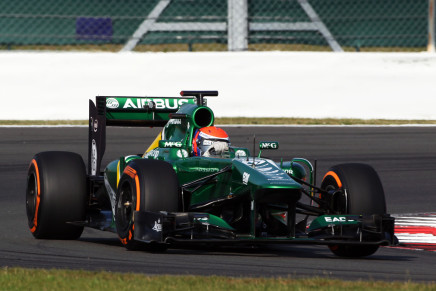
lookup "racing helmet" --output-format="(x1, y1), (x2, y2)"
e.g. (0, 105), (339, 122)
(192, 126), (229, 156)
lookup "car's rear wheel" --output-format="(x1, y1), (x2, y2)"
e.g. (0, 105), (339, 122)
(320, 163), (386, 257)
(115, 159), (179, 251)
(26, 151), (87, 239)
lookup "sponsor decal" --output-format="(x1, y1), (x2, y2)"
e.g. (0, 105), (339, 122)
(325, 216), (348, 223)
(91, 139), (97, 175)
(176, 149), (189, 158)
(106, 98), (120, 109)
(235, 150), (247, 157)
(123, 98), (190, 109)
(152, 219), (162, 232)
(144, 149), (159, 159)
(259, 142), (279, 149)
(242, 172), (250, 185)
(162, 141), (183, 148)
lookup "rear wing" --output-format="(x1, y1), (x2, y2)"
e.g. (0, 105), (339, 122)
(93, 96), (197, 127)
(88, 91), (218, 176)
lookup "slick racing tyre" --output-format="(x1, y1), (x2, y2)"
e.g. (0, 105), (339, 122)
(26, 151), (87, 239)
(321, 163), (386, 257)
(115, 159), (179, 251)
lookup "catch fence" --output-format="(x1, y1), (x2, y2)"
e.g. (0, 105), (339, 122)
(0, 0), (434, 52)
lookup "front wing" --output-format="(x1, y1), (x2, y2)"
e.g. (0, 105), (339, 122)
(133, 211), (396, 247)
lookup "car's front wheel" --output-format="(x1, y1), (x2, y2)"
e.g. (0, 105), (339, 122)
(115, 159), (179, 251)
(321, 163), (386, 257)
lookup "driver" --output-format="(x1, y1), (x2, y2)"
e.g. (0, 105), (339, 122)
(192, 126), (230, 157)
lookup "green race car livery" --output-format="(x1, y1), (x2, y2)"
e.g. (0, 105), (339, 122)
(26, 91), (395, 257)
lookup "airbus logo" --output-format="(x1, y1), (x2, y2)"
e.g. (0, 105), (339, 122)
(123, 98), (190, 109)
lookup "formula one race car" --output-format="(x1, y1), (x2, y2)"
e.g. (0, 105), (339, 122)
(26, 91), (395, 257)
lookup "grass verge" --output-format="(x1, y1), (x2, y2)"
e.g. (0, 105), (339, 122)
(1, 267), (435, 291)
(1, 118), (436, 126)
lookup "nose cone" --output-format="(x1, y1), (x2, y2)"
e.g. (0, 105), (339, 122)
(234, 158), (299, 184)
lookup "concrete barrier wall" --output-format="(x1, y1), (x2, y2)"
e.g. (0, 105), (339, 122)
(1, 51), (435, 120)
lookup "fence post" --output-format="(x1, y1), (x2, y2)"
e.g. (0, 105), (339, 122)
(228, 0), (248, 51)
(429, 0), (435, 52)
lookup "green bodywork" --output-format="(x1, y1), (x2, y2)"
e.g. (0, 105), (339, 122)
(86, 94), (395, 249)
(80, 93), (397, 253)
(101, 96), (310, 238)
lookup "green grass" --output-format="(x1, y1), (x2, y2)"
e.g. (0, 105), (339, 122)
(2, 118), (436, 126)
(1, 267), (435, 291)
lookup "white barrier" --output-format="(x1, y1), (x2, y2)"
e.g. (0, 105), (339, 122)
(1, 51), (435, 120)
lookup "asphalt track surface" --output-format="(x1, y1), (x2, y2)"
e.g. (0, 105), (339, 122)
(1, 126), (436, 282)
